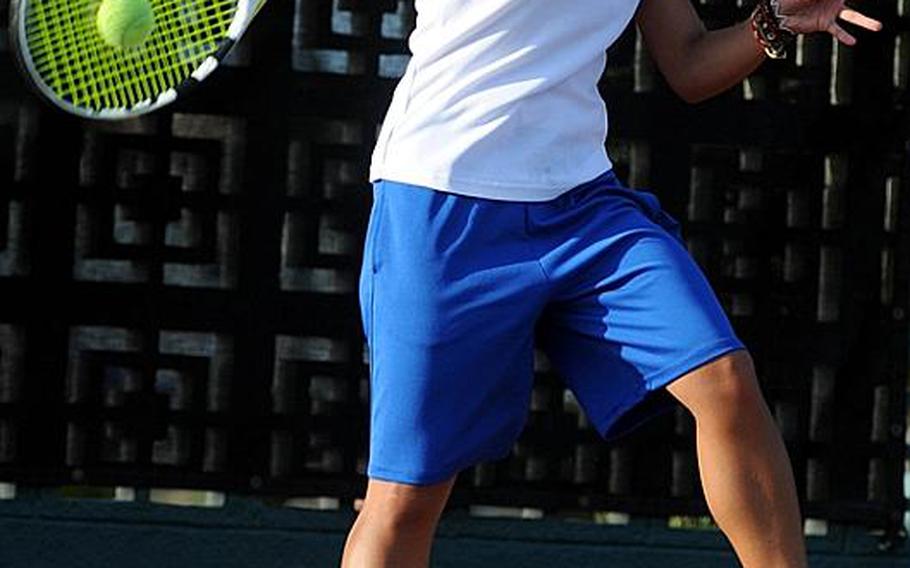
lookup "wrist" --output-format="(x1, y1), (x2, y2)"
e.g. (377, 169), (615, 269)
(745, 18), (769, 60)
(750, 0), (796, 59)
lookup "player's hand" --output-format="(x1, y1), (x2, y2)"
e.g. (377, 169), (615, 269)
(776, 0), (883, 45)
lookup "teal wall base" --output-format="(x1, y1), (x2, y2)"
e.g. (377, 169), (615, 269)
(0, 492), (906, 567)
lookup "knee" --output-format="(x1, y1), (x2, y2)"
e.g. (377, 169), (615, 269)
(705, 351), (762, 405)
(670, 350), (768, 423)
(360, 478), (454, 531)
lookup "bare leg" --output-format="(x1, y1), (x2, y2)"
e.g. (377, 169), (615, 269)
(341, 476), (457, 568)
(667, 350), (807, 568)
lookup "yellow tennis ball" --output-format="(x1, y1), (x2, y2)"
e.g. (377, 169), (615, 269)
(96, 0), (156, 50)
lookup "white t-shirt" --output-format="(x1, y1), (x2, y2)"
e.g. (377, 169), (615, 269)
(369, 0), (642, 201)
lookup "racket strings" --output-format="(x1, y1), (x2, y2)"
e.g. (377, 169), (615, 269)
(23, 0), (238, 111)
(33, 1), (231, 88)
(32, 0), (233, 89)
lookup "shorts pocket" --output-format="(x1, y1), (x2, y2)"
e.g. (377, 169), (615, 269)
(631, 187), (685, 247)
(359, 183), (386, 347)
(367, 182), (386, 274)
(654, 208), (685, 246)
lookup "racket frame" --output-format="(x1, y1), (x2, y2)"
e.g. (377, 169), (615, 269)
(8, 0), (266, 120)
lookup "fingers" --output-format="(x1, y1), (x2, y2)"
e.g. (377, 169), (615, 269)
(778, 15), (796, 34)
(839, 8), (883, 31)
(828, 22), (857, 45)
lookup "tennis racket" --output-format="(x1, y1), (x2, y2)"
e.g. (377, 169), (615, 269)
(8, 0), (268, 120)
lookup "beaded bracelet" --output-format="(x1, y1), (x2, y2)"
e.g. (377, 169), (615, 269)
(750, 0), (796, 59)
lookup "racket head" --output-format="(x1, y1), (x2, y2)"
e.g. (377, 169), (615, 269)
(9, 0), (265, 120)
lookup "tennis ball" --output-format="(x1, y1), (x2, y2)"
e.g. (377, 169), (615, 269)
(96, 0), (156, 50)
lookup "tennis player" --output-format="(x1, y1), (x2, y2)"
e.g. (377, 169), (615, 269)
(342, 0), (882, 566)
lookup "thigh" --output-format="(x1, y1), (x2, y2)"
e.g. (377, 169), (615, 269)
(531, 177), (746, 439)
(360, 180), (549, 485)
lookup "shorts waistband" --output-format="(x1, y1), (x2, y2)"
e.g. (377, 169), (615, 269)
(549, 169), (622, 207)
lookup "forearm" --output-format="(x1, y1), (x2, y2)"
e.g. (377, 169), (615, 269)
(674, 18), (767, 103)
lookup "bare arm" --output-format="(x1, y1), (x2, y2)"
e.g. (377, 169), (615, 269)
(635, 0), (884, 104)
(634, 0), (765, 104)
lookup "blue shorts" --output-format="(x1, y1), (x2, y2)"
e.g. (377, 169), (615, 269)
(359, 170), (746, 485)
